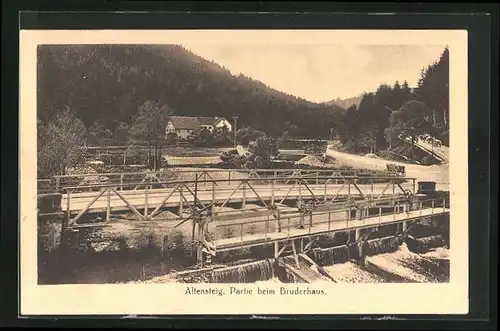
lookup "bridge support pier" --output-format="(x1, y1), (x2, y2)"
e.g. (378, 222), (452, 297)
(348, 229), (361, 243)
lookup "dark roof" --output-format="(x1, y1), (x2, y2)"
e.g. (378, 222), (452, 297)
(169, 116), (201, 130)
(197, 116), (220, 126)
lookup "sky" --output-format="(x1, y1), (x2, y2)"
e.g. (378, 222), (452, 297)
(182, 44), (446, 103)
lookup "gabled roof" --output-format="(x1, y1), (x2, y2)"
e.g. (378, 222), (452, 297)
(198, 116), (220, 126)
(169, 116), (201, 130)
(214, 117), (229, 126)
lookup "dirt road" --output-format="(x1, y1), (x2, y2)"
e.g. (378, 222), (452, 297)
(326, 148), (449, 191)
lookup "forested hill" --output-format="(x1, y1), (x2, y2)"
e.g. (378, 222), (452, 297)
(37, 45), (345, 138)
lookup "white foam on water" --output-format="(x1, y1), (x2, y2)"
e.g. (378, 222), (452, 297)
(421, 247), (450, 260)
(366, 243), (431, 282)
(323, 262), (383, 283)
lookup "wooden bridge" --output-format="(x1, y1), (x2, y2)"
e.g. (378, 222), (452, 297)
(37, 169), (449, 266)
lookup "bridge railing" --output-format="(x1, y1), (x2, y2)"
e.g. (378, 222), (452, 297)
(38, 168), (407, 194)
(210, 197), (449, 251)
(57, 175), (418, 228)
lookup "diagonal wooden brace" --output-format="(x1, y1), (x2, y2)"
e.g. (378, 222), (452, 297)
(219, 181), (242, 209)
(351, 181), (366, 200)
(330, 182), (346, 202)
(148, 184), (181, 219)
(279, 182), (297, 204)
(245, 181), (269, 208)
(111, 188), (146, 221)
(69, 188), (107, 225)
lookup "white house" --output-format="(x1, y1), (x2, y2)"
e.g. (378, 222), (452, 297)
(197, 117), (232, 132)
(165, 116), (232, 139)
(165, 116), (201, 139)
(214, 117), (232, 131)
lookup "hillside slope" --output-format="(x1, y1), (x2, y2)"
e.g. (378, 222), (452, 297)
(323, 95), (363, 110)
(37, 45), (345, 138)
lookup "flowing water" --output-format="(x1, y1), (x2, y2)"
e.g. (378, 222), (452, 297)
(208, 237), (449, 284)
(362, 243), (449, 282)
(210, 259), (275, 283)
(323, 262), (386, 283)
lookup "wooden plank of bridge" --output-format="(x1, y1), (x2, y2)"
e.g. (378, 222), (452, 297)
(214, 208), (450, 252)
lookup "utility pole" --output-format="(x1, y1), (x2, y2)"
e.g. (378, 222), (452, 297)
(233, 116), (238, 149)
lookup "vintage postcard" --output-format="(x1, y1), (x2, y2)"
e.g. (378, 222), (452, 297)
(20, 29), (468, 315)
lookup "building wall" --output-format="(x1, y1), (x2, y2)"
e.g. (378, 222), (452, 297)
(201, 125), (214, 132)
(165, 121), (176, 137)
(177, 129), (194, 139)
(215, 118), (232, 132)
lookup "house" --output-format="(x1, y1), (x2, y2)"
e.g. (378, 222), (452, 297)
(165, 116), (201, 139)
(165, 116), (232, 139)
(197, 117), (233, 132)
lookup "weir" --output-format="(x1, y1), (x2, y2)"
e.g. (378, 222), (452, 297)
(174, 231), (449, 284)
(209, 259), (275, 283)
(278, 254), (335, 283)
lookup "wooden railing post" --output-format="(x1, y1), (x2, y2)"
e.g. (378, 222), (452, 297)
(240, 223), (243, 244)
(106, 187), (111, 221)
(265, 216), (269, 241)
(298, 180), (302, 200)
(271, 178), (275, 205)
(242, 180), (246, 209)
(347, 207), (350, 228)
(179, 186), (184, 217)
(66, 189), (71, 224)
(287, 218), (290, 238)
(144, 180), (149, 217)
(212, 181), (216, 205)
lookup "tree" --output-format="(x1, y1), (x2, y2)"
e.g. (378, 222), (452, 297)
(401, 80), (413, 101)
(128, 100), (172, 170)
(236, 127), (267, 145)
(386, 100), (432, 157)
(187, 127), (214, 147)
(415, 47), (449, 127)
(212, 125), (231, 146)
(357, 92), (391, 153)
(37, 106), (87, 177)
(244, 135), (271, 169)
(339, 105), (360, 145)
(114, 121), (129, 144)
(87, 119), (113, 146)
